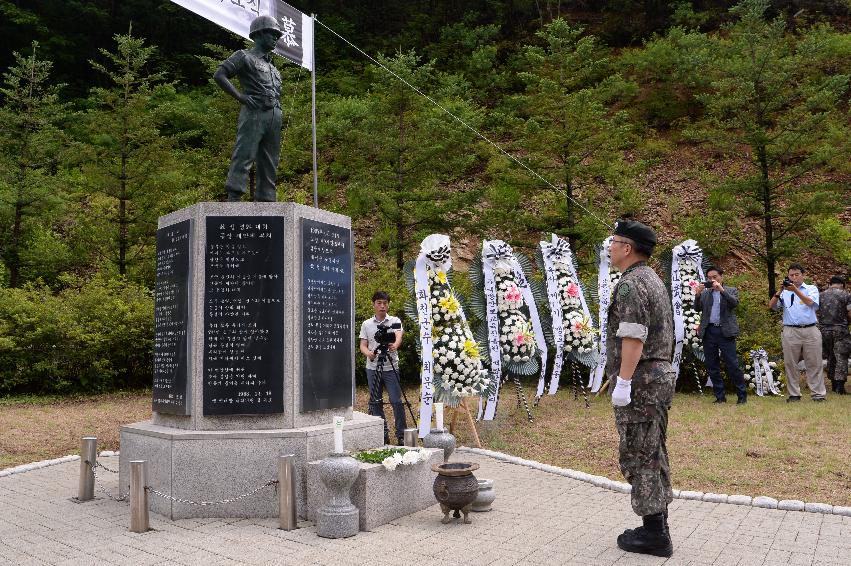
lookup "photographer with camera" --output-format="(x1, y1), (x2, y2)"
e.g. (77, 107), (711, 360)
(768, 263), (826, 402)
(359, 291), (407, 444)
(694, 266), (747, 404)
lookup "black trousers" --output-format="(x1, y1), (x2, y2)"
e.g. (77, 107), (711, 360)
(366, 368), (406, 443)
(703, 326), (747, 400)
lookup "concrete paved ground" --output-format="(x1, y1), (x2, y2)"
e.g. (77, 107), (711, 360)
(1, 452), (849, 565)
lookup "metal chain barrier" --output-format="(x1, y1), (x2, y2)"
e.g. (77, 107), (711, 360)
(146, 479), (279, 507)
(93, 460), (119, 474)
(87, 460), (129, 502)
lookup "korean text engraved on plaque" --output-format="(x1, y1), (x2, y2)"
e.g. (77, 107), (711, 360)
(153, 219), (191, 414)
(203, 216), (285, 415)
(301, 218), (353, 412)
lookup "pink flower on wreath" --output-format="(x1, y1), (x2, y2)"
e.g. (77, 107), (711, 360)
(565, 282), (580, 298)
(505, 285), (522, 303)
(688, 280), (699, 289)
(513, 332), (526, 346)
(572, 320), (585, 333)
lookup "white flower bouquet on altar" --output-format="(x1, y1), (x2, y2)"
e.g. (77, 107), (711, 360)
(354, 447), (430, 471)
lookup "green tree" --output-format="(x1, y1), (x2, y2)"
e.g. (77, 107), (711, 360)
(327, 50), (483, 270)
(73, 29), (188, 283)
(509, 19), (636, 254)
(0, 42), (67, 288)
(686, 0), (850, 296)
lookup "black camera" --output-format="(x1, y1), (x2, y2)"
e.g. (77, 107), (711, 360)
(783, 277), (793, 288)
(704, 280), (714, 288)
(374, 321), (401, 347)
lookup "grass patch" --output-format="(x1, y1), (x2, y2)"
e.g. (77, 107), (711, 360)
(2, 385), (848, 506)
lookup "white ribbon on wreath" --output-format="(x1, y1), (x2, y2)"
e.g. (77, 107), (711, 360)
(750, 348), (782, 396)
(671, 239), (705, 381)
(414, 234), (451, 437)
(477, 239), (547, 420)
(590, 236), (614, 393)
(540, 234), (594, 396)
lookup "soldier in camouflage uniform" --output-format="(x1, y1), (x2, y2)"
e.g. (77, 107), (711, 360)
(606, 220), (675, 558)
(818, 276), (851, 395)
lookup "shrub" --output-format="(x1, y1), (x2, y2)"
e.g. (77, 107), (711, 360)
(0, 275), (153, 394)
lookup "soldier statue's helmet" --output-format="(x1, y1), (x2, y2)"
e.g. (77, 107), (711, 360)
(249, 15), (283, 39)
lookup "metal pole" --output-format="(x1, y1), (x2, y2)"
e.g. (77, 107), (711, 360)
(403, 428), (418, 447)
(130, 460), (149, 533)
(311, 14), (318, 209)
(78, 436), (97, 501)
(278, 455), (298, 530)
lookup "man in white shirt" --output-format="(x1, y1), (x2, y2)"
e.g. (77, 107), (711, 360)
(359, 291), (406, 444)
(768, 263), (826, 402)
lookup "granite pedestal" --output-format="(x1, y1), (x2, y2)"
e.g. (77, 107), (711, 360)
(120, 202), (384, 519)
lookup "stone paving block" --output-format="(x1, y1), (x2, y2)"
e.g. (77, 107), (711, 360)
(680, 490), (705, 501)
(702, 493), (728, 504)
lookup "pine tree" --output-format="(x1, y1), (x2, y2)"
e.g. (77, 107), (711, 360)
(508, 19), (636, 256)
(75, 28), (186, 282)
(687, 0), (850, 296)
(0, 42), (67, 287)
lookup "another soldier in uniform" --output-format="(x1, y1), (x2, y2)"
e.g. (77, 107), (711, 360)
(607, 220), (675, 558)
(214, 15), (284, 202)
(818, 276), (851, 395)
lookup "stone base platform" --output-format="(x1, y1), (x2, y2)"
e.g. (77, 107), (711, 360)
(119, 411), (383, 520)
(305, 448), (443, 531)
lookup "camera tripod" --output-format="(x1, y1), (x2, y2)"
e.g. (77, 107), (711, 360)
(369, 346), (418, 442)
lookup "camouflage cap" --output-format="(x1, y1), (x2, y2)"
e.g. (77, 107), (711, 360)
(614, 219), (657, 249)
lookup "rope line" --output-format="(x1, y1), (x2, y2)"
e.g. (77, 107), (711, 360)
(314, 18), (613, 231)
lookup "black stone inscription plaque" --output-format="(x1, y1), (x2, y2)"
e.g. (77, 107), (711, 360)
(203, 216), (285, 415)
(301, 218), (354, 412)
(153, 219), (191, 415)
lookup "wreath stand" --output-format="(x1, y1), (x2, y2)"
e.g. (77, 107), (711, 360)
(449, 398), (483, 448)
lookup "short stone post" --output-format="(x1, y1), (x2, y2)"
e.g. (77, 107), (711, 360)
(77, 437), (97, 501)
(278, 455), (297, 530)
(316, 453), (360, 538)
(129, 460), (150, 533)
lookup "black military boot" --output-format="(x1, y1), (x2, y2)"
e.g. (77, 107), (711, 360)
(617, 513), (673, 557)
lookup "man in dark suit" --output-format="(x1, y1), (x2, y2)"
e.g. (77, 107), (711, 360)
(695, 266), (747, 404)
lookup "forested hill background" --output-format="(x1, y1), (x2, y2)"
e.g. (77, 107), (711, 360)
(0, 0), (849, 394)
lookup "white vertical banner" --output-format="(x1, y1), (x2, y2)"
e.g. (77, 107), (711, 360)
(414, 254), (434, 437)
(169, 0), (314, 71)
(540, 239), (565, 397)
(670, 240), (704, 380)
(590, 237), (613, 392)
(478, 241), (504, 421)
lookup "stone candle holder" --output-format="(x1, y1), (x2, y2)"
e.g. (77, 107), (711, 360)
(316, 452), (360, 538)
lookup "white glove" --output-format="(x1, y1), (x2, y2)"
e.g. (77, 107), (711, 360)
(611, 376), (632, 407)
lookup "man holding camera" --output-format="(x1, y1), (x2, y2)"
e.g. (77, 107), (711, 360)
(768, 263), (825, 402)
(818, 276), (851, 395)
(359, 291), (406, 445)
(694, 266), (747, 404)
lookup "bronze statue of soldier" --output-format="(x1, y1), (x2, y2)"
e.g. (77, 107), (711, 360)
(214, 15), (284, 202)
